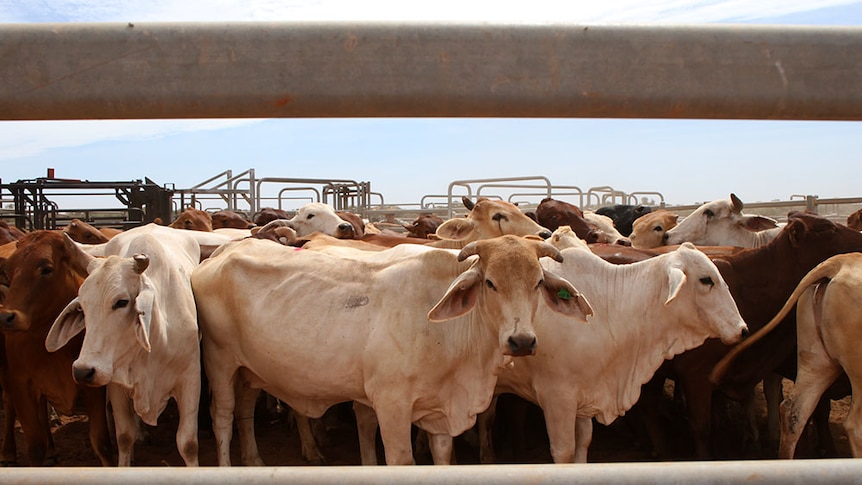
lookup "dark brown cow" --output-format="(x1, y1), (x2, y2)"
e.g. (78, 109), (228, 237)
(535, 198), (610, 244)
(847, 208), (862, 231)
(252, 207), (291, 227)
(169, 207), (213, 232)
(0, 231), (114, 466)
(643, 211), (862, 459)
(211, 210), (254, 230)
(403, 214), (444, 239)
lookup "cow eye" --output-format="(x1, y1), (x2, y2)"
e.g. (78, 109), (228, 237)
(536, 279), (544, 289)
(306, 214), (315, 220)
(112, 299), (129, 310)
(699, 276), (715, 287)
(492, 213), (507, 222)
(704, 209), (715, 218)
(653, 226), (663, 232)
(40, 265), (54, 276)
(485, 279), (497, 291)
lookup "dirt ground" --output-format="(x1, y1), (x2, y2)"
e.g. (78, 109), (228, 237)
(0, 379), (853, 467)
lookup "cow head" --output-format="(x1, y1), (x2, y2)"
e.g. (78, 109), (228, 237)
(285, 203), (356, 239)
(663, 243), (749, 345)
(630, 210), (679, 249)
(535, 198), (604, 244)
(46, 236), (158, 387)
(212, 210), (254, 230)
(63, 219), (110, 244)
(403, 214), (444, 239)
(169, 207), (214, 232)
(428, 235), (592, 357)
(436, 198), (553, 243)
(847, 208), (862, 231)
(0, 231), (86, 333)
(664, 194), (779, 246)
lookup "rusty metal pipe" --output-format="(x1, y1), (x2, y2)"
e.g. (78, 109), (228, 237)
(1, 22), (861, 121)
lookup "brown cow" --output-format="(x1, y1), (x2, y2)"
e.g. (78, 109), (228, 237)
(169, 207), (213, 232)
(534, 198), (606, 244)
(643, 211), (862, 459)
(403, 214), (444, 239)
(847, 208), (862, 231)
(336, 211), (366, 238)
(62, 219), (111, 244)
(211, 210), (254, 230)
(252, 207), (291, 226)
(0, 231), (114, 466)
(0, 221), (25, 246)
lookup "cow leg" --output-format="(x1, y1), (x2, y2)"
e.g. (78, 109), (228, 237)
(1, 391), (17, 465)
(574, 417), (593, 463)
(82, 386), (115, 467)
(108, 386), (136, 466)
(234, 380), (263, 466)
(679, 376), (714, 459)
(779, 359), (840, 459)
(204, 353), (238, 467)
(375, 403), (415, 465)
(763, 374), (784, 452)
(352, 401), (379, 465)
(8, 384), (50, 466)
(174, 372), (201, 466)
(813, 397), (838, 457)
(428, 433), (454, 464)
(294, 412), (325, 465)
(844, 373), (862, 457)
(477, 396), (497, 464)
(541, 399), (578, 463)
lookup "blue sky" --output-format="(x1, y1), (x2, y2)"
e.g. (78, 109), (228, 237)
(1, 1), (861, 209)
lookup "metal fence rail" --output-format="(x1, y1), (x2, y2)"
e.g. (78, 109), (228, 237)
(2, 22), (862, 121)
(3, 460), (862, 484)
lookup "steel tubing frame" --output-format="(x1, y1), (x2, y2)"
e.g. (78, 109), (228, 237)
(1, 22), (861, 120)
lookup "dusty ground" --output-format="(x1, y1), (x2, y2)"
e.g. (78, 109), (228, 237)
(0, 379), (852, 467)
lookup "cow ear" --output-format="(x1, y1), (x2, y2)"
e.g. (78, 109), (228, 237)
(134, 280), (155, 352)
(739, 214), (778, 232)
(665, 267), (686, 305)
(541, 270), (592, 323)
(435, 218), (477, 241)
(428, 269), (482, 322)
(46, 298), (85, 352)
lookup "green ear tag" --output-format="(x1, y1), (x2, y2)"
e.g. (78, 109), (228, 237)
(557, 288), (572, 300)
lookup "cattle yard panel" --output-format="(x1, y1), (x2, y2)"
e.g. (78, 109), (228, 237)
(2, 21), (862, 481)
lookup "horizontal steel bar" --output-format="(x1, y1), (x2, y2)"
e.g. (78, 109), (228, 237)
(2, 460), (862, 484)
(1, 22), (861, 121)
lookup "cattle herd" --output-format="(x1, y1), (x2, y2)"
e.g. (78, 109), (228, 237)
(1, 194), (862, 467)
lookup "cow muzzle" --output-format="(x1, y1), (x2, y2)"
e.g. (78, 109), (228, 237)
(72, 363), (106, 387)
(335, 223), (356, 239)
(0, 309), (29, 332)
(506, 333), (538, 357)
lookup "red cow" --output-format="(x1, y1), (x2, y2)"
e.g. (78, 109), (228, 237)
(62, 219), (111, 244)
(0, 231), (114, 466)
(534, 198), (607, 244)
(847, 208), (862, 231)
(252, 207), (291, 227)
(0, 221), (25, 246)
(169, 207), (213, 232)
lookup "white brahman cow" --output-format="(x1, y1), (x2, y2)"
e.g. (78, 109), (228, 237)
(664, 193), (781, 247)
(191, 235), (592, 466)
(711, 252), (862, 458)
(45, 224), (202, 466)
(477, 240), (749, 463)
(256, 202), (357, 239)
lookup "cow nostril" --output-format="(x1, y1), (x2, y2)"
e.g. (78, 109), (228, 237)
(73, 366), (96, 384)
(0, 311), (15, 327)
(538, 230), (552, 240)
(741, 327), (750, 339)
(507, 335), (538, 356)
